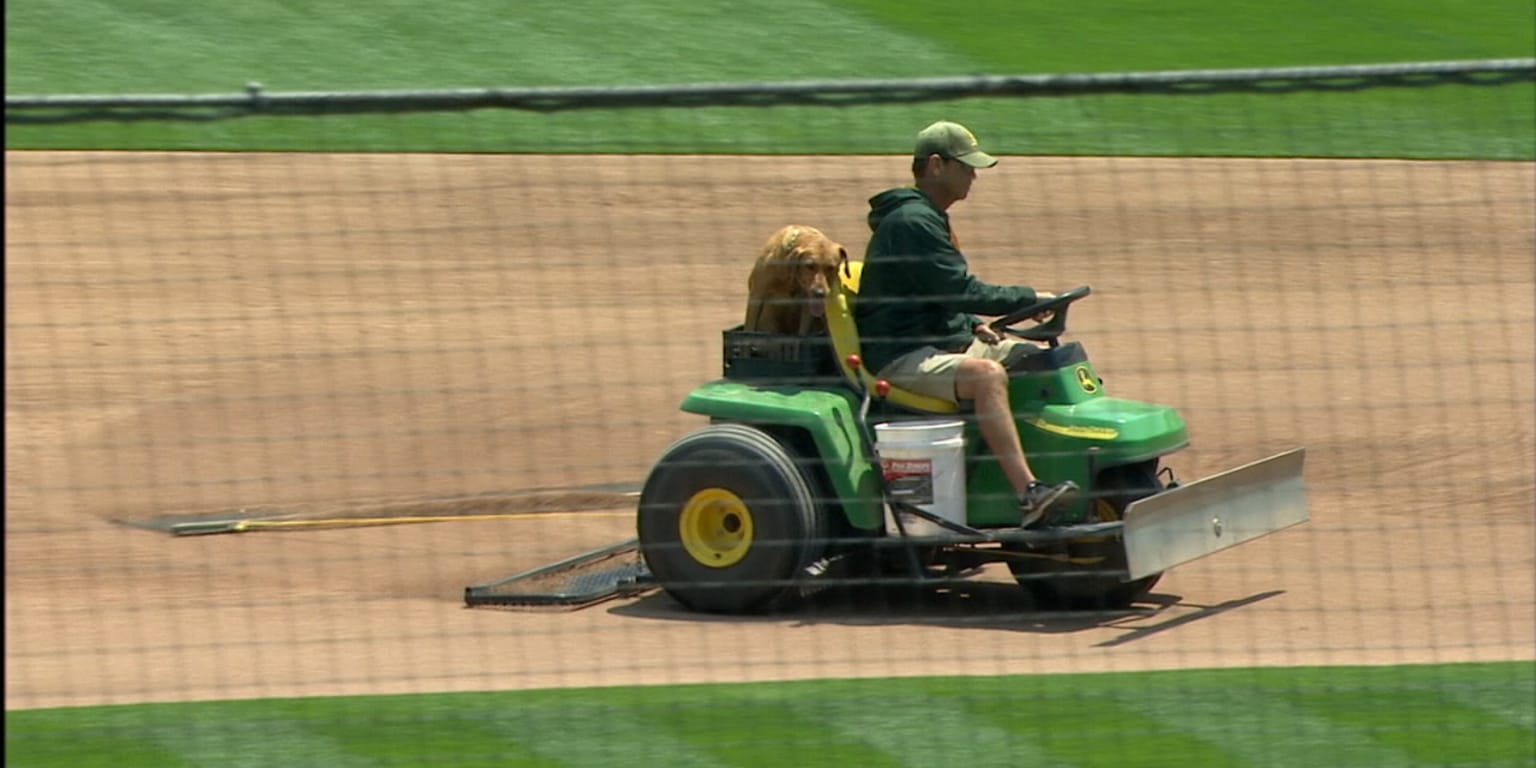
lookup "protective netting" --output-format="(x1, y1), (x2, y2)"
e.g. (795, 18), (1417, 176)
(5, 62), (1533, 767)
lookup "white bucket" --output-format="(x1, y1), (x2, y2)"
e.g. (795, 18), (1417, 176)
(873, 420), (967, 537)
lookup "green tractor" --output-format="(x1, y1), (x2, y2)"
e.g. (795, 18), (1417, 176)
(636, 262), (1307, 614)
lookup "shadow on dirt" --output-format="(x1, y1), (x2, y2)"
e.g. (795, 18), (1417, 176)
(609, 583), (1284, 641)
(605, 578), (1281, 640)
(1089, 589), (1285, 647)
(461, 541), (1287, 641)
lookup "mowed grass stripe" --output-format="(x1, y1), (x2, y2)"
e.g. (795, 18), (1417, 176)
(493, 703), (733, 767)
(3, 0), (974, 93)
(1102, 682), (1419, 768)
(7, 713), (373, 768)
(152, 718), (378, 768)
(1440, 673), (1536, 730)
(948, 691), (1242, 768)
(821, 695), (1066, 768)
(5, 725), (191, 768)
(297, 707), (564, 767)
(469, 0), (977, 85)
(631, 699), (906, 768)
(1291, 689), (1536, 765)
(838, 0), (1534, 71)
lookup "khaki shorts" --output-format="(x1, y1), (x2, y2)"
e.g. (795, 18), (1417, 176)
(874, 339), (1038, 403)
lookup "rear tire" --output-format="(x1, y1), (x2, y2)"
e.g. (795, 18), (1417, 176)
(637, 424), (830, 614)
(1007, 461), (1165, 610)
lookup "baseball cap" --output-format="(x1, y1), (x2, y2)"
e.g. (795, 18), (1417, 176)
(913, 121), (998, 168)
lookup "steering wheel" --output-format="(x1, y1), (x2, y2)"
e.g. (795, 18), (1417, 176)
(987, 285), (1092, 346)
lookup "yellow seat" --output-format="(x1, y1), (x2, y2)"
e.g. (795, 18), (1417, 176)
(824, 261), (960, 414)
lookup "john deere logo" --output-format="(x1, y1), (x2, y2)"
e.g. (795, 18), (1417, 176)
(1075, 366), (1099, 394)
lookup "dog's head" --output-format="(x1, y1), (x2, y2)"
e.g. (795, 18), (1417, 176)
(756, 225), (848, 321)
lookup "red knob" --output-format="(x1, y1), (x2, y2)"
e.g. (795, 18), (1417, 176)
(875, 380), (892, 398)
(846, 354), (862, 371)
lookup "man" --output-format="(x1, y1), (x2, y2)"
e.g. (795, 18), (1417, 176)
(855, 120), (1078, 528)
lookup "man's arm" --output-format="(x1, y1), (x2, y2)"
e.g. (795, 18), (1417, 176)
(901, 215), (1037, 315)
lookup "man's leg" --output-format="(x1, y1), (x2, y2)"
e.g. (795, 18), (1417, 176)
(873, 349), (1029, 489)
(952, 357), (1037, 496)
(877, 346), (1077, 525)
(963, 338), (1041, 369)
(953, 345), (1079, 526)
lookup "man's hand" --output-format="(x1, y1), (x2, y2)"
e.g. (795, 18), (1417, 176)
(979, 291), (1061, 342)
(1028, 291), (1057, 321)
(973, 323), (1004, 345)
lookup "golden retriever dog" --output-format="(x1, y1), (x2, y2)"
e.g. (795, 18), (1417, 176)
(744, 225), (848, 336)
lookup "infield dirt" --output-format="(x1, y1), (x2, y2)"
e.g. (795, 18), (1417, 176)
(6, 152), (1533, 708)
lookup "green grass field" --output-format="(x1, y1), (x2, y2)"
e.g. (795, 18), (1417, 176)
(7, 664), (1534, 768)
(5, 1), (1534, 157)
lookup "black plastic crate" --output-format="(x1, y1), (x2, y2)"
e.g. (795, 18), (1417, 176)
(721, 325), (839, 384)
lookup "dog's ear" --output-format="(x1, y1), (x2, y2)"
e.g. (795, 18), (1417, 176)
(809, 239), (846, 273)
(808, 240), (844, 269)
(833, 245), (849, 282)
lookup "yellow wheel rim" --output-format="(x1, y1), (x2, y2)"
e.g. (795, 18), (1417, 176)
(679, 488), (754, 568)
(1073, 498), (1119, 544)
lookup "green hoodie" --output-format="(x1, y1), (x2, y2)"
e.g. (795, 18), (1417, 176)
(854, 187), (1037, 373)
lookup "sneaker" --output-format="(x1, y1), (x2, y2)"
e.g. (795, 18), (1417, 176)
(1018, 480), (1081, 528)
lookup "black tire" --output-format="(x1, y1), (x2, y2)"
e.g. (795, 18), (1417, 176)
(637, 424), (831, 614)
(1006, 460), (1166, 610)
